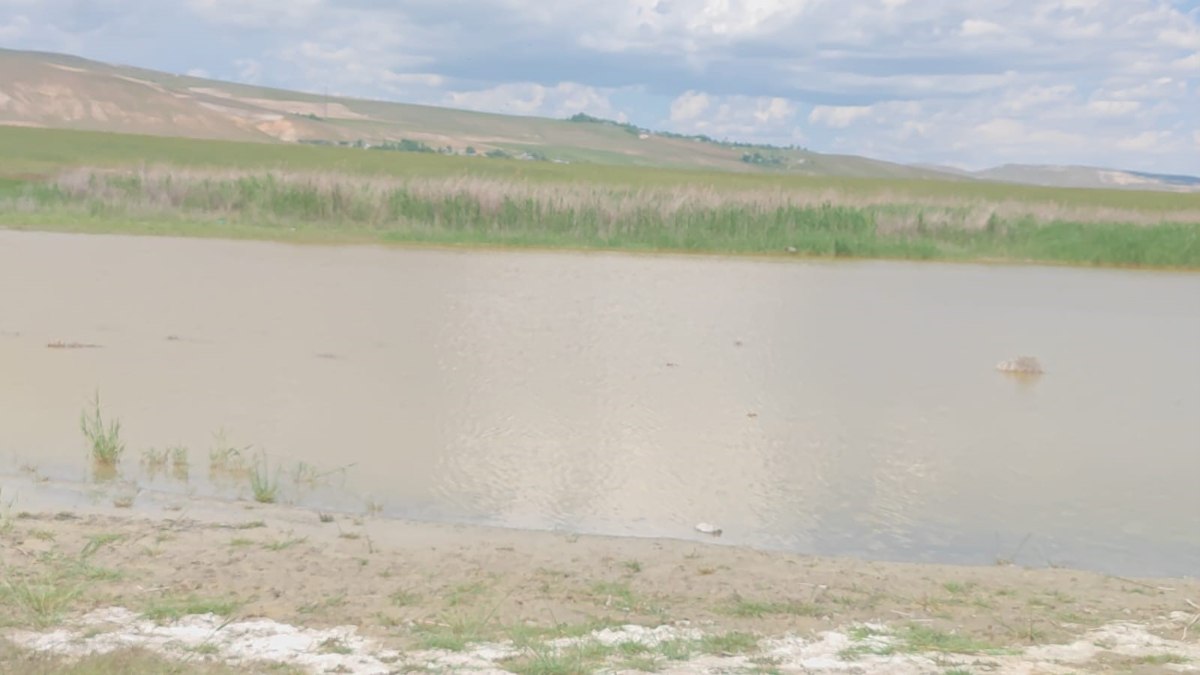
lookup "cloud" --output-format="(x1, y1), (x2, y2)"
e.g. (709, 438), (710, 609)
(960, 18), (1004, 37)
(669, 91), (711, 123)
(1086, 100), (1142, 117)
(184, 0), (323, 29)
(667, 91), (801, 142)
(808, 105), (872, 128)
(446, 82), (629, 121)
(1116, 130), (1173, 152)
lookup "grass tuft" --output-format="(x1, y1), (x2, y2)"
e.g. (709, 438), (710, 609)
(248, 452), (280, 504)
(140, 595), (240, 623)
(699, 631), (759, 655)
(80, 391), (124, 470)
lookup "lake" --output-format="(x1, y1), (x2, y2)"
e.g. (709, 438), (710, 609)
(2, 230), (1197, 576)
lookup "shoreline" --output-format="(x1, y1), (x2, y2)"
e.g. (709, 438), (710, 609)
(3, 479), (1199, 673)
(4, 222), (1200, 275)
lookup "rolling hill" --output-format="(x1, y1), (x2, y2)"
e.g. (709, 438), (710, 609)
(1, 48), (1196, 191)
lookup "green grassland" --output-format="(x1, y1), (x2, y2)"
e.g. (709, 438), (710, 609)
(1, 126), (1198, 268)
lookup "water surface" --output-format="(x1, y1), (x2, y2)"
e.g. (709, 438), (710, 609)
(2, 231), (1197, 576)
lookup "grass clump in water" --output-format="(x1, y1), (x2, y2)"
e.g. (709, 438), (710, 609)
(80, 391), (124, 471)
(248, 453), (280, 504)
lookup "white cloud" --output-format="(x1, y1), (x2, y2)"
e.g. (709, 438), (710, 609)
(808, 106), (871, 128)
(446, 82), (628, 121)
(185, 0), (323, 29)
(668, 91), (801, 142)
(960, 18), (1004, 37)
(669, 91), (711, 122)
(1086, 100), (1141, 117)
(1159, 27), (1200, 50)
(1000, 84), (1076, 114)
(1116, 130), (1172, 152)
(1193, 131), (1200, 147)
(1174, 52), (1200, 71)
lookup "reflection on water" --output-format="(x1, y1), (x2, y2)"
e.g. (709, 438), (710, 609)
(1, 231), (1198, 576)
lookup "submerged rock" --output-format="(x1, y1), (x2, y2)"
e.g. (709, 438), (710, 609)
(996, 356), (1044, 375)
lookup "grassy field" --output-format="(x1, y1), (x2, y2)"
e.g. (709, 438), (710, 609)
(2, 126), (1199, 268)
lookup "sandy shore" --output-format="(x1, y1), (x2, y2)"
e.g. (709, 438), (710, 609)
(1, 481), (1199, 673)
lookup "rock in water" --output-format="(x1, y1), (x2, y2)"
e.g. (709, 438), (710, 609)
(996, 356), (1044, 375)
(694, 522), (723, 536)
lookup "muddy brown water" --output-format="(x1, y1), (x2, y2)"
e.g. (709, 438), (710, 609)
(1, 231), (1198, 576)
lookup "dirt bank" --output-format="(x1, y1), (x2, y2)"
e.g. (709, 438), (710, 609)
(1, 488), (1198, 673)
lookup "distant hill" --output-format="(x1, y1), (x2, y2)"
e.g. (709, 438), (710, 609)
(971, 165), (1200, 193)
(0, 48), (957, 180)
(1, 48), (1195, 191)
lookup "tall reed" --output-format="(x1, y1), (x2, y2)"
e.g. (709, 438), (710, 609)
(10, 167), (1199, 267)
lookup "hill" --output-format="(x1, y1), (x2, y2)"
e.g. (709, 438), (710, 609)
(0, 47), (956, 180)
(1, 48), (1195, 191)
(973, 164), (1200, 193)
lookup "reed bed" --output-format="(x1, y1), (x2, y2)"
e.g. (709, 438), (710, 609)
(8, 166), (1200, 267)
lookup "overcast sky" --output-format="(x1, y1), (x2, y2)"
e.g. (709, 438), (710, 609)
(3, 0), (1199, 173)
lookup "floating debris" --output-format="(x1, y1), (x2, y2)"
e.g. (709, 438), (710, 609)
(996, 356), (1044, 375)
(695, 522), (723, 536)
(46, 341), (102, 349)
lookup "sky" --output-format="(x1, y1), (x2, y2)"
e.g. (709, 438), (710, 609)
(2, 0), (1199, 174)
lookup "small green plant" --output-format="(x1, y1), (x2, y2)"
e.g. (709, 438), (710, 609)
(1137, 654), (1189, 665)
(658, 639), (694, 661)
(389, 589), (420, 607)
(209, 429), (251, 477)
(721, 598), (822, 618)
(141, 595), (239, 622)
(699, 631), (759, 655)
(590, 581), (638, 610)
(0, 486), (15, 534)
(169, 445), (190, 480)
(249, 453), (280, 504)
(188, 642), (221, 656)
(942, 581), (976, 595)
(81, 390), (124, 469)
(502, 641), (613, 674)
(298, 593), (347, 615)
(898, 625), (1004, 654)
(0, 577), (83, 627)
(262, 536), (305, 551)
(141, 448), (168, 472)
